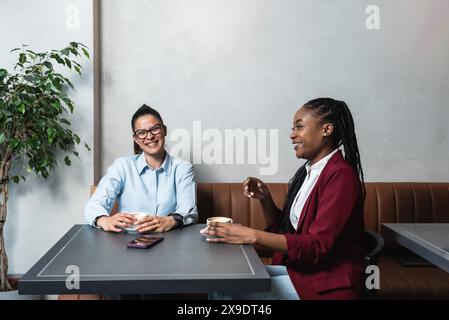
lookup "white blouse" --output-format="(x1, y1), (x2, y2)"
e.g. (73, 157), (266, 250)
(289, 148), (339, 230)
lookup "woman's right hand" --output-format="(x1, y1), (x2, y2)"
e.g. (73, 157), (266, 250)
(243, 177), (270, 200)
(96, 213), (136, 232)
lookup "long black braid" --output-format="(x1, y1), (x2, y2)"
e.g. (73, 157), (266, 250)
(279, 98), (365, 233)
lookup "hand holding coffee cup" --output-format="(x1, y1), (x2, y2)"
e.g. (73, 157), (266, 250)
(96, 213), (141, 233)
(203, 216), (233, 239)
(204, 217), (255, 244)
(123, 212), (147, 233)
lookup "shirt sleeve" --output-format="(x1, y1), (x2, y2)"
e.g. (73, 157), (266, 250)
(173, 163), (198, 226)
(84, 158), (125, 227)
(283, 166), (361, 265)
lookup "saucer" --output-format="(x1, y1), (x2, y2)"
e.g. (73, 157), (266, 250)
(200, 227), (219, 239)
(120, 226), (139, 233)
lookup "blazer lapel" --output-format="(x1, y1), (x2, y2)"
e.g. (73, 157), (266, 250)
(293, 150), (344, 233)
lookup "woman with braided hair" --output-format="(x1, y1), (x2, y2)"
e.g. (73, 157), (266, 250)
(206, 98), (365, 300)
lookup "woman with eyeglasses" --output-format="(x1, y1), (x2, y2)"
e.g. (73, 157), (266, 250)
(84, 104), (197, 233)
(206, 98), (365, 300)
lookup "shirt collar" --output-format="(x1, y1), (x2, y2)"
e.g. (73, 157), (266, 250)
(136, 151), (171, 175)
(306, 148), (340, 174)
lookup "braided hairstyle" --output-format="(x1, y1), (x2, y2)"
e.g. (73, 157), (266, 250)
(280, 98), (365, 233)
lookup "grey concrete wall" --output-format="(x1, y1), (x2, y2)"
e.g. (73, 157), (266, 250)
(0, 0), (93, 274)
(101, 0), (449, 183)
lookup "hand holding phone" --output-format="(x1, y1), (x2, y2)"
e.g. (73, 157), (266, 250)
(127, 235), (163, 249)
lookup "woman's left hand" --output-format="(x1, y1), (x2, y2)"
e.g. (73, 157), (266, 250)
(205, 222), (257, 244)
(136, 215), (176, 233)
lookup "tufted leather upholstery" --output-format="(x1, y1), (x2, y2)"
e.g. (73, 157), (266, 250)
(363, 183), (449, 232)
(198, 182), (449, 230)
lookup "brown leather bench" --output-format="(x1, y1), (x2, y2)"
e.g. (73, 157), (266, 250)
(363, 183), (449, 299)
(61, 182), (449, 299)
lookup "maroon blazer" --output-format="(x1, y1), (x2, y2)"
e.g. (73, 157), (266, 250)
(267, 151), (365, 300)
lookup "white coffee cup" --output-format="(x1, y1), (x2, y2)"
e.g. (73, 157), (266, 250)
(124, 212), (147, 232)
(207, 216), (233, 227)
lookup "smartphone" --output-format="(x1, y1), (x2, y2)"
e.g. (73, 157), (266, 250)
(127, 235), (164, 249)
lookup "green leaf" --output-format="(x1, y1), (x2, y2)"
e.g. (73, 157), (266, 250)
(64, 58), (72, 69)
(52, 54), (65, 66)
(46, 127), (56, 143)
(64, 156), (71, 166)
(51, 99), (61, 111)
(63, 98), (74, 113)
(17, 103), (25, 114)
(74, 65), (81, 75)
(70, 42), (79, 48)
(9, 139), (19, 149)
(12, 176), (20, 184)
(61, 118), (71, 125)
(10, 48), (20, 53)
(69, 48), (79, 56)
(63, 77), (74, 89)
(84, 143), (91, 151)
(82, 48), (90, 59)
(19, 53), (27, 64)
(0, 133), (5, 144)
(52, 78), (61, 91)
(61, 48), (70, 56)
(0, 69), (7, 78)
(43, 61), (53, 69)
(24, 75), (34, 82)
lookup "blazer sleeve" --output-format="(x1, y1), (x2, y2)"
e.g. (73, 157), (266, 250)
(283, 166), (361, 265)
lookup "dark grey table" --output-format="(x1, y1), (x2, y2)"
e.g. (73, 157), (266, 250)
(19, 224), (270, 295)
(382, 223), (449, 273)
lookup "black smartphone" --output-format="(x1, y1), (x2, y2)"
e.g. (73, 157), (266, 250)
(127, 235), (164, 249)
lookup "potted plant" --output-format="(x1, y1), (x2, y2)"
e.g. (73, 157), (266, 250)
(0, 42), (90, 294)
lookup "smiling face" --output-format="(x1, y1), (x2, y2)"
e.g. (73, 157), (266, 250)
(133, 115), (166, 157)
(290, 106), (335, 164)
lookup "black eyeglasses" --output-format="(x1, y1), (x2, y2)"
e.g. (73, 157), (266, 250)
(133, 124), (163, 139)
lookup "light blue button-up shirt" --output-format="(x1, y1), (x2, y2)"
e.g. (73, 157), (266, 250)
(84, 152), (198, 227)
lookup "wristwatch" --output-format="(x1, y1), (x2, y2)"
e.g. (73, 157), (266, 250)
(93, 215), (107, 228)
(169, 213), (184, 229)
